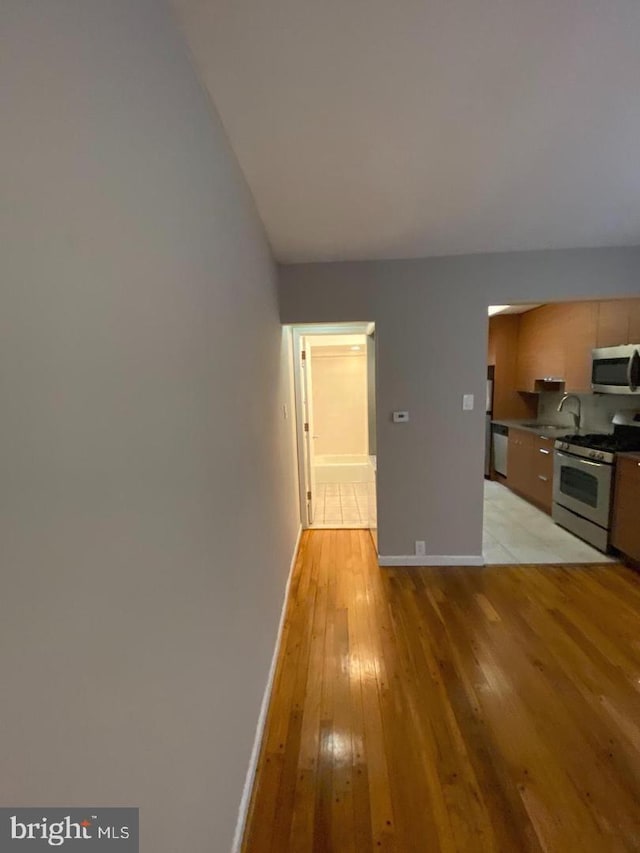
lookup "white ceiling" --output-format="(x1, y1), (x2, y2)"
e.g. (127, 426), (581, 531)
(172, 0), (640, 263)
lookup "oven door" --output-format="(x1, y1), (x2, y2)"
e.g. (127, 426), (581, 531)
(553, 451), (612, 528)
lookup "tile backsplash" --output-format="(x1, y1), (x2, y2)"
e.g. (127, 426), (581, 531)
(537, 392), (640, 433)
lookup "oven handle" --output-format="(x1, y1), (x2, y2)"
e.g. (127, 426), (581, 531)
(555, 450), (604, 468)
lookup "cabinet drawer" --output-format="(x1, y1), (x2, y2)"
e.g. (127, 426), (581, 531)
(510, 428), (536, 448)
(533, 437), (554, 474)
(530, 475), (552, 512)
(530, 436), (554, 511)
(506, 430), (554, 512)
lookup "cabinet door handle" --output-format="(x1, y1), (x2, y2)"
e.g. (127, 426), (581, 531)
(539, 448), (550, 455)
(538, 475), (548, 481)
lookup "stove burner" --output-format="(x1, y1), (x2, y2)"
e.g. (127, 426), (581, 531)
(561, 432), (640, 453)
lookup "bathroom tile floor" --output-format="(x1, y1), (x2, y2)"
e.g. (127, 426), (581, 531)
(311, 482), (376, 528)
(483, 479), (614, 564)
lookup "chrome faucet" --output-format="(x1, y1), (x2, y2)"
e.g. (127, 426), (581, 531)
(557, 394), (582, 433)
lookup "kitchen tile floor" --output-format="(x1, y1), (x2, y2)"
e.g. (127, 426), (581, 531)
(311, 482), (376, 528)
(483, 480), (614, 564)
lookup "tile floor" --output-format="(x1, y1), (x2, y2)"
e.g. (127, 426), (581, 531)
(483, 479), (614, 564)
(313, 478), (611, 558)
(311, 482), (377, 528)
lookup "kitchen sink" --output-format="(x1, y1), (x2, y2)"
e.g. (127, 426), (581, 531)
(521, 423), (569, 430)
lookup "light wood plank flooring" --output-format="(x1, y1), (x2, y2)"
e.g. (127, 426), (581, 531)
(243, 530), (640, 852)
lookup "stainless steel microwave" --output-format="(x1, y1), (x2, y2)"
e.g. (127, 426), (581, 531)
(592, 345), (640, 394)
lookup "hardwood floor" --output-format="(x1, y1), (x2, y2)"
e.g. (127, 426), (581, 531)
(243, 530), (640, 852)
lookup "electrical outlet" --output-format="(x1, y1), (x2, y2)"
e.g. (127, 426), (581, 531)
(462, 394), (474, 411)
(415, 540), (426, 556)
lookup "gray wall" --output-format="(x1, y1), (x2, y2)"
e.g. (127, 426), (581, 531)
(0, 2), (299, 851)
(279, 248), (640, 557)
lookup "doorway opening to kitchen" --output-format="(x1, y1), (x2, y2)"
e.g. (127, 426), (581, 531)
(484, 299), (640, 566)
(292, 324), (377, 543)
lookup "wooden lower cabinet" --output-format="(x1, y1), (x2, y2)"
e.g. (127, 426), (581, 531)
(507, 429), (534, 495)
(611, 454), (640, 562)
(530, 435), (554, 512)
(507, 429), (553, 513)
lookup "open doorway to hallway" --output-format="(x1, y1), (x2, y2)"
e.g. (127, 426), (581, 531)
(292, 324), (377, 543)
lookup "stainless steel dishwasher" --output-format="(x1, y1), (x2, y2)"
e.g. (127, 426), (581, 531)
(492, 424), (509, 477)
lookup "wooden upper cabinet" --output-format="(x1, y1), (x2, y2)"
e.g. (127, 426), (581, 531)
(515, 314), (537, 392)
(500, 299), (639, 400)
(516, 305), (566, 391)
(516, 299), (640, 394)
(596, 300), (631, 348)
(629, 300), (640, 344)
(487, 318), (497, 366)
(558, 301), (598, 393)
(488, 315), (537, 420)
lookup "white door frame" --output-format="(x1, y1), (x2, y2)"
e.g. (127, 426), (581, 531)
(291, 323), (373, 528)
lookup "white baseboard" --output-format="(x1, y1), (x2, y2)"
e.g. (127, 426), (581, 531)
(231, 525), (302, 853)
(378, 554), (485, 567)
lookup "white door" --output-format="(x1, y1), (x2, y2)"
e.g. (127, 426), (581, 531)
(300, 337), (317, 525)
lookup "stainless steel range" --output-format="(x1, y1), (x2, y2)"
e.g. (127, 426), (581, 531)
(552, 423), (640, 552)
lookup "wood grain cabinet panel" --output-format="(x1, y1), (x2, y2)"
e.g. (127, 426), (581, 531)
(507, 429), (535, 497)
(488, 315), (537, 420)
(516, 306), (565, 391)
(515, 299), (640, 394)
(515, 314), (539, 392)
(530, 435), (554, 513)
(558, 301), (598, 393)
(611, 455), (640, 562)
(507, 430), (554, 513)
(629, 300), (640, 344)
(596, 300), (631, 348)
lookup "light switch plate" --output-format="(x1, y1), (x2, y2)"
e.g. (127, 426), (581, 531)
(393, 411), (409, 423)
(462, 394), (474, 411)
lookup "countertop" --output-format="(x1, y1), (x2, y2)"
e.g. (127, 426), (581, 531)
(491, 419), (575, 438)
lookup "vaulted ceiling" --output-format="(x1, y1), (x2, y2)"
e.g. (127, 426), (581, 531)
(172, 0), (640, 263)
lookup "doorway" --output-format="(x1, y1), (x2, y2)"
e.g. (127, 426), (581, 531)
(292, 324), (377, 541)
(482, 299), (639, 565)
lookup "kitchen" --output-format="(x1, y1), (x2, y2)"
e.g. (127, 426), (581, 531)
(485, 298), (640, 566)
